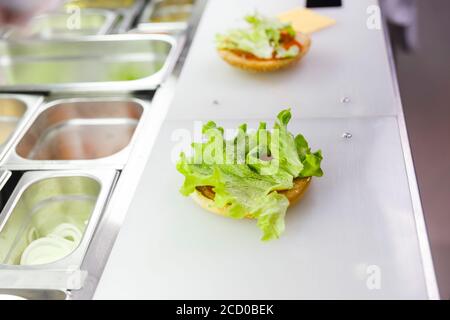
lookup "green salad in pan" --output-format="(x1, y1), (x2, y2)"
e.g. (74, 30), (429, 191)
(177, 110), (323, 241)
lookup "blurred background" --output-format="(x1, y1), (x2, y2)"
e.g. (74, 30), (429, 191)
(383, 0), (450, 299)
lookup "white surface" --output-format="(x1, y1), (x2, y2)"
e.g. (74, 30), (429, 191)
(167, 0), (397, 120)
(95, 117), (428, 299)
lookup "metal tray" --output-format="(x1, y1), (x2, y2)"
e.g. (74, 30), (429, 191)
(0, 94), (43, 163)
(0, 34), (180, 93)
(3, 9), (117, 39)
(63, 0), (146, 34)
(138, 0), (196, 33)
(0, 170), (116, 290)
(4, 97), (147, 170)
(0, 289), (68, 300)
(64, 0), (138, 9)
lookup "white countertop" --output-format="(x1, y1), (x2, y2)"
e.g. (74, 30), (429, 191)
(166, 0), (397, 120)
(94, 0), (438, 299)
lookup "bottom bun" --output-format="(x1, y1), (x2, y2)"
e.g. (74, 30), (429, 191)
(217, 33), (311, 72)
(191, 177), (312, 219)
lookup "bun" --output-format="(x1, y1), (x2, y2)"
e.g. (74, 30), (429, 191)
(217, 33), (311, 72)
(191, 177), (312, 219)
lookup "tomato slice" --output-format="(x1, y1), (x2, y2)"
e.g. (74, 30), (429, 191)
(228, 33), (303, 61)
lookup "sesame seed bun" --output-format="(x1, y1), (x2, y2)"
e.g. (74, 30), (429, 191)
(217, 33), (311, 72)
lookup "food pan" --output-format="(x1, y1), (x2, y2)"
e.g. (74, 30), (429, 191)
(0, 289), (68, 300)
(0, 170), (116, 289)
(4, 9), (117, 39)
(138, 0), (196, 33)
(4, 97), (147, 170)
(0, 34), (180, 92)
(63, 0), (145, 33)
(0, 95), (43, 163)
(64, 0), (137, 9)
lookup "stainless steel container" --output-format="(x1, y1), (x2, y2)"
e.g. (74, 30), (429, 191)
(4, 97), (148, 170)
(0, 94), (43, 163)
(3, 9), (117, 39)
(0, 289), (68, 300)
(64, 0), (138, 9)
(0, 34), (180, 92)
(138, 0), (196, 33)
(63, 0), (146, 34)
(0, 170), (116, 290)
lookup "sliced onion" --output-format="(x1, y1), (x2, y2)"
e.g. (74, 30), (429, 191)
(49, 223), (82, 245)
(20, 237), (75, 266)
(20, 223), (83, 266)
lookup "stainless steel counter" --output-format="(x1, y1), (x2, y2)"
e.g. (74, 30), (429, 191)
(93, 0), (439, 299)
(0, 0), (200, 300)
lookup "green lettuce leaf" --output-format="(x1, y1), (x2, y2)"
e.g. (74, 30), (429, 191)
(216, 13), (297, 59)
(176, 109), (323, 241)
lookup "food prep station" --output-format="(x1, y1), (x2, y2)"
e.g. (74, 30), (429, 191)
(0, 0), (204, 300)
(0, 0), (440, 300)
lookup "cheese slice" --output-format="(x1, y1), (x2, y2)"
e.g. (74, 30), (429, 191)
(278, 8), (336, 34)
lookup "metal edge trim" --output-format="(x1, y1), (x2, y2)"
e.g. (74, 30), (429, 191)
(0, 170), (11, 191)
(379, 0), (440, 300)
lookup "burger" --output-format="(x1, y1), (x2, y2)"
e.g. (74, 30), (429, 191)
(176, 109), (323, 241)
(215, 14), (311, 72)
